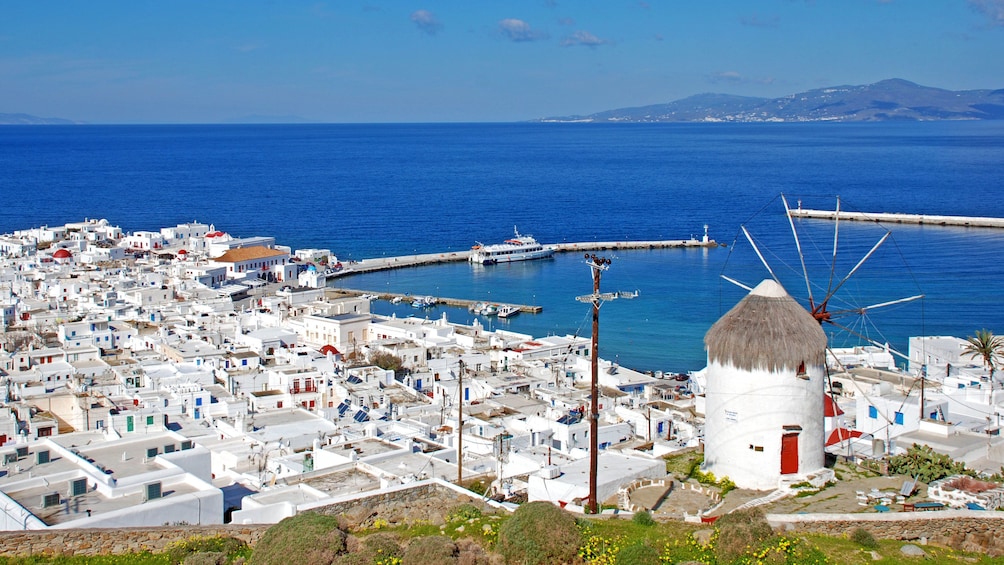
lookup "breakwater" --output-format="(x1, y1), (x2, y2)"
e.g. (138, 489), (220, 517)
(335, 238), (717, 277)
(789, 208), (1004, 229)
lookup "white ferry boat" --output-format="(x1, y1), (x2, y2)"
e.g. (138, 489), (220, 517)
(469, 227), (554, 265)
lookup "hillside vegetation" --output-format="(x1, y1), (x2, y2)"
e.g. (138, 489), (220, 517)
(3, 503), (1004, 565)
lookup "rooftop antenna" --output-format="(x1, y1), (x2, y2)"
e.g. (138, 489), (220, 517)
(575, 254), (637, 514)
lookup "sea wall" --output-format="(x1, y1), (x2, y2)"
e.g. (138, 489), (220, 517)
(769, 510), (1004, 556)
(0, 525), (270, 557)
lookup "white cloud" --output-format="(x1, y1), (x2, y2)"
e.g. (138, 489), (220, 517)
(498, 19), (548, 42)
(968, 0), (1004, 26)
(560, 30), (611, 47)
(410, 10), (443, 35)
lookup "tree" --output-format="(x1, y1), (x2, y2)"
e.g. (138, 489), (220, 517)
(368, 351), (403, 373)
(962, 329), (1004, 386)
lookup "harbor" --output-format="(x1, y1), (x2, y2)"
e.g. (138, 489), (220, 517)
(334, 236), (718, 276)
(326, 236), (715, 315)
(789, 208), (1004, 229)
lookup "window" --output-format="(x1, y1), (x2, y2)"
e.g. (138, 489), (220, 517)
(277, 401), (283, 408)
(195, 397), (202, 406)
(894, 411), (904, 425)
(868, 406), (878, 419)
(146, 415), (154, 426)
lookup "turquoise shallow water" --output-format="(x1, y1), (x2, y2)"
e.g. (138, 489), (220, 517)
(2, 122), (1003, 372)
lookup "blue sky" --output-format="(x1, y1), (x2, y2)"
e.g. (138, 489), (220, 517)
(3, 1), (1003, 123)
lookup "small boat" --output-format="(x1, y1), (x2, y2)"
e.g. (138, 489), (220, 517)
(469, 226), (554, 265)
(391, 296), (404, 304)
(480, 304), (498, 316)
(411, 296), (436, 308)
(497, 305), (520, 319)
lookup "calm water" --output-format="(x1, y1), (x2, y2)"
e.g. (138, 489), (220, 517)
(3, 122), (1003, 371)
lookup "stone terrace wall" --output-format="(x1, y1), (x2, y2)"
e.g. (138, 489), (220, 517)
(769, 510), (1004, 556)
(305, 480), (500, 529)
(0, 525), (271, 557)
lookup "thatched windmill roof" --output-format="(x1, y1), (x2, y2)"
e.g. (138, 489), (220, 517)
(705, 279), (826, 373)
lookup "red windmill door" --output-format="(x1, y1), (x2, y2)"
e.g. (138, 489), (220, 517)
(780, 433), (799, 475)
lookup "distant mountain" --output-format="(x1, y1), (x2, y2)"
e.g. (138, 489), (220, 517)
(222, 114), (314, 124)
(534, 79), (1004, 123)
(0, 113), (79, 125)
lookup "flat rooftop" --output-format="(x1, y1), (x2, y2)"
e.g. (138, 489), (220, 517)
(301, 468), (382, 498)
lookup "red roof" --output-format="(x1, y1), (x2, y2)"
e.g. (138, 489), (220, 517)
(320, 345), (340, 355)
(178, 249), (188, 255)
(52, 249), (73, 259)
(824, 395), (844, 417)
(825, 427), (863, 446)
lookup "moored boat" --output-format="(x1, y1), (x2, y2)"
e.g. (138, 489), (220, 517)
(469, 226), (554, 265)
(497, 305), (520, 318)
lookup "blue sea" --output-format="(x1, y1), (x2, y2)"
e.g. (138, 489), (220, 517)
(3, 122), (1003, 372)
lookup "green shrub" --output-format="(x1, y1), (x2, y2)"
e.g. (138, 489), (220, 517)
(631, 510), (655, 527)
(250, 512), (347, 565)
(614, 542), (660, 565)
(164, 535), (248, 564)
(448, 503), (484, 522)
(402, 535), (458, 565)
(849, 527), (878, 549)
(713, 508), (775, 563)
(362, 532), (402, 562)
(182, 552), (227, 565)
(497, 501), (581, 565)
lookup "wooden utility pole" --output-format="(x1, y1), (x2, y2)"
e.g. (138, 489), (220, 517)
(574, 254), (635, 514)
(583, 254), (610, 514)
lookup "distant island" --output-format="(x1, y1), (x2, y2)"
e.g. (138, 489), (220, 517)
(6, 79), (1004, 124)
(533, 78), (1004, 123)
(0, 112), (80, 125)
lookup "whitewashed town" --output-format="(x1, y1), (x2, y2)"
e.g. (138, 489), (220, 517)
(0, 217), (1002, 532)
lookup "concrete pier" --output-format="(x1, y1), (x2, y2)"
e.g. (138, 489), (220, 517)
(789, 208), (1004, 229)
(331, 288), (543, 314)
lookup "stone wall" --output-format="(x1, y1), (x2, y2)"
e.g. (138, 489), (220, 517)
(304, 480), (500, 529)
(0, 480), (503, 558)
(0, 525), (270, 557)
(769, 510), (1004, 556)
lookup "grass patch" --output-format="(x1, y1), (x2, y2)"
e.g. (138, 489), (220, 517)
(663, 449), (703, 479)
